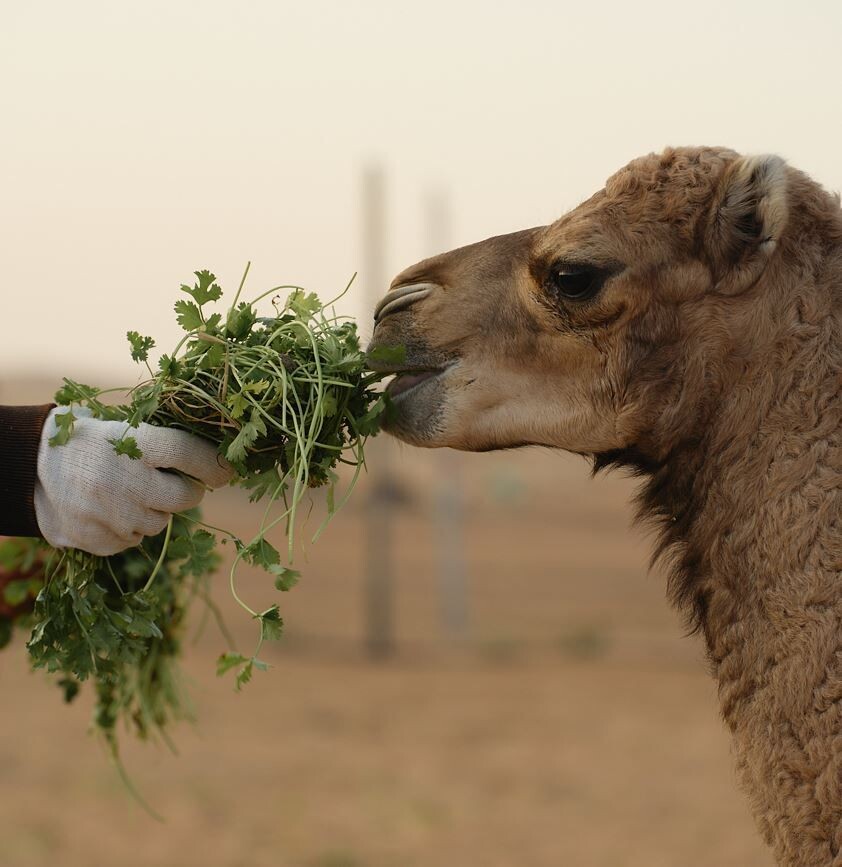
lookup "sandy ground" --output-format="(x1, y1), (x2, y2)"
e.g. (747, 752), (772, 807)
(0, 378), (773, 866)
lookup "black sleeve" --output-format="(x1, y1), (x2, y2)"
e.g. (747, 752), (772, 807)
(0, 405), (55, 537)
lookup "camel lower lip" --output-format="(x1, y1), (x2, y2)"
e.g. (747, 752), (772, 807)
(385, 370), (441, 399)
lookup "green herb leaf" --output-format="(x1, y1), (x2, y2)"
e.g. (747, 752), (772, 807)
(127, 386), (160, 426)
(367, 344), (407, 366)
(58, 676), (80, 703)
(287, 290), (322, 319)
(204, 312), (222, 332)
(199, 342), (226, 370)
(271, 566), (300, 592)
(110, 436), (143, 460)
(225, 302), (257, 339)
(174, 299), (204, 331)
(127, 610), (164, 639)
(243, 538), (280, 569)
(226, 391), (249, 421)
(235, 659), (254, 690)
(225, 409), (268, 464)
(239, 470), (283, 503)
(158, 354), (180, 378)
(53, 380), (100, 406)
(244, 379), (269, 395)
(216, 652), (249, 676)
(126, 331), (156, 363)
(355, 395), (387, 437)
(169, 529), (218, 577)
(227, 380), (270, 420)
(48, 410), (76, 446)
(258, 605), (283, 641)
(181, 270), (223, 305)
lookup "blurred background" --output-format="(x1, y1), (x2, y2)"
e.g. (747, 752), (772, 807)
(2, 1), (841, 864)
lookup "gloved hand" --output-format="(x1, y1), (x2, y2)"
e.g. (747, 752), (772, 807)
(34, 408), (232, 556)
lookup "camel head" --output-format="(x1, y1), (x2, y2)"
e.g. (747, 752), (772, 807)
(368, 146), (797, 461)
(368, 147), (842, 866)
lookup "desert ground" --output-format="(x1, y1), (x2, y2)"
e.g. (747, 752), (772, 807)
(0, 378), (773, 867)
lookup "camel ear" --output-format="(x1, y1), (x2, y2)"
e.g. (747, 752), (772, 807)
(706, 154), (788, 281)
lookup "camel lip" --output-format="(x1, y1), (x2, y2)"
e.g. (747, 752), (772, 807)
(385, 368), (446, 400)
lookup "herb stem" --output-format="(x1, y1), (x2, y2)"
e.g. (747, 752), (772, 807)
(143, 516), (173, 593)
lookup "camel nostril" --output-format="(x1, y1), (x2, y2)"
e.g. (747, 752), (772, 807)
(374, 282), (437, 323)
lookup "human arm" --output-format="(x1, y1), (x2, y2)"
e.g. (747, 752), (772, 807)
(0, 404), (56, 537)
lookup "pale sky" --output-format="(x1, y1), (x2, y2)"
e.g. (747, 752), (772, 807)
(3, 0), (841, 382)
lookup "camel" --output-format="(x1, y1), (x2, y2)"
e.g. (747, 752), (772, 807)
(368, 146), (842, 866)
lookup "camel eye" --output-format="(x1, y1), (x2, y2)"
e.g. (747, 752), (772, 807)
(548, 265), (600, 301)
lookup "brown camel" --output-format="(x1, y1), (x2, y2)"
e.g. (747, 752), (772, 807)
(368, 147), (842, 866)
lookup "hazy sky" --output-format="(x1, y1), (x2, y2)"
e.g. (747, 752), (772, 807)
(3, 0), (841, 380)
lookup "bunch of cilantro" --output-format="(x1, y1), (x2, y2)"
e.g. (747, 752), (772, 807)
(0, 265), (391, 755)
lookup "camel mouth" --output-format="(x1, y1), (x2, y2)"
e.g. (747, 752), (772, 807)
(385, 368), (446, 400)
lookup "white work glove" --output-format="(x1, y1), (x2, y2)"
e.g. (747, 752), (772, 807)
(34, 407), (232, 556)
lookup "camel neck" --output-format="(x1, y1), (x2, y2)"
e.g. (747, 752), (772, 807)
(693, 374), (837, 696)
(668, 308), (839, 684)
(646, 300), (841, 864)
